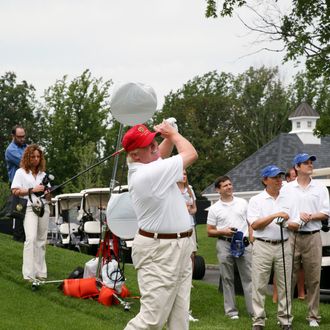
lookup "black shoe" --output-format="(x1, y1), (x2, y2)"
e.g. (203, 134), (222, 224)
(280, 325), (292, 330)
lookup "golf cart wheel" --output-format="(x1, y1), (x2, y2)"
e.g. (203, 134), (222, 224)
(193, 255), (205, 280)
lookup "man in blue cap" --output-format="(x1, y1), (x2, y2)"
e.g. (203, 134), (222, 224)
(247, 165), (300, 330)
(281, 153), (329, 328)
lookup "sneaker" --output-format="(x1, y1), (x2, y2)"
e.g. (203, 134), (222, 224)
(309, 320), (319, 327)
(230, 315), (239, 320)
(280, 325), (292, 330)
(188, 311), (199, 322)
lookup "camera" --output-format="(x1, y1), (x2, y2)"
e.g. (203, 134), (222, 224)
(34, 173), (55, 197)
(321, 219), (329, 232)
(230, 227), (238, 233)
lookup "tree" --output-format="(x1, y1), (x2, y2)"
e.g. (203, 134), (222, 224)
(40, 70), (114, 186)
(153, 67), (292, 195)
(205, 0), (330, 80)
(0, 72), (39, 181)
(229, 66), (292, 155)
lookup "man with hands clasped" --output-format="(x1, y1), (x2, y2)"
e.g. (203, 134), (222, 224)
(247, 165), (300, 330)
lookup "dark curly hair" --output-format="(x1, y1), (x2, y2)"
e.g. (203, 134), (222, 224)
(20, 144), (46, 173)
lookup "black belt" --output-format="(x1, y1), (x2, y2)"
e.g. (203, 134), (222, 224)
(256, 237), (288, 245)
(297, 230), (320, 235)
(138, 229), (193, 239)
(218, 236), (232, 242)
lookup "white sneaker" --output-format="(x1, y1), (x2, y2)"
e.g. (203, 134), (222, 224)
(309, 320), (319, 327)
(188, 311), (199, 322)
(230, 315), (239, 320)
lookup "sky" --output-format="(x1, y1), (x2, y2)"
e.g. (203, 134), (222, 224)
(0, 0), (300, 108)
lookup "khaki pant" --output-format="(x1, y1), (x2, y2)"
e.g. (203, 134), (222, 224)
(216, 239), (253, 317)
(290, 232), (322, 322)
(252, 239), (293, 327)
(23, 206), (49, 279)
(125, 234), (193, 330)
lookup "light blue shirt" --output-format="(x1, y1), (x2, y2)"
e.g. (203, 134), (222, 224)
(5, 141), (27, 183)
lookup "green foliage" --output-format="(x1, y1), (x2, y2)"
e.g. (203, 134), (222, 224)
(229, 66), (292, 154)
(0, 72), (38, 181)
(40, 70), (114, 187)
(205, 0), (329, 80)
(0, 179), (10, 210)
(62, 142), (106, 193)
(154, 67), (292, 195)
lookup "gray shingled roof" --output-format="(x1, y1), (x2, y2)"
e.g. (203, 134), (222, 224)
(289, 102), (319, 118)
(202, 134), (330, 194)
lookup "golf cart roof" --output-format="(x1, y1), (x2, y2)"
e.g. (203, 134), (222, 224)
(80, 188), (110, 195)
(54, 193), (84, 200)
(52, 193), (83, 211)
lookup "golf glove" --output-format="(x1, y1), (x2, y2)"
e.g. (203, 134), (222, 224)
(275, 217), (288, 228)
(165, 117), (178, 132)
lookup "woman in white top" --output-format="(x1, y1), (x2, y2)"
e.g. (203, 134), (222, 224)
(11, 144), (51, 281)
(177, 170), (197, 253)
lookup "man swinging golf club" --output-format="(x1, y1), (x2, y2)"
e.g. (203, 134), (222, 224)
(123, 120), (198, 330)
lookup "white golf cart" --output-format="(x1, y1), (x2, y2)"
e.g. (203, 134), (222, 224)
(51, 193), (83, 249)
(312, 167), (330, 296)
(78, 188), (110, 254)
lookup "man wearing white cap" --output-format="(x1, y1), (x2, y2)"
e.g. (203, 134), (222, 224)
(247, 165), (300, 330)
(281, 153), (330, 328)
(122, 121), (198, 330)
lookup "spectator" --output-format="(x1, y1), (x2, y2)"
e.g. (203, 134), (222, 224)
(281, 154), (330, 328)
(5, 125), (27, 241)
(207, 175), (254, 320)
(11, 144), (51, 281)
(177, 170), (198, 263)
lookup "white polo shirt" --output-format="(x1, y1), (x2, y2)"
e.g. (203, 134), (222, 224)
(247, 190), (300, 240)
(281, 178), (330, 232)
(11, 168), (47, 206)
(207, 197), (249, 237)
(128, 154), (191, 233)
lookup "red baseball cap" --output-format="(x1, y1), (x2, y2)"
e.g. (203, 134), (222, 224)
(122, 124), (159, 152)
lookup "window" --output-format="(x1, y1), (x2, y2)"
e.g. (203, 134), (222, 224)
(308, 121), (312, 128)
(297, 122), (301, 128)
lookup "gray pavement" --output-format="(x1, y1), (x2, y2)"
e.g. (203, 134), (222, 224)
(202, 264), (220, 286)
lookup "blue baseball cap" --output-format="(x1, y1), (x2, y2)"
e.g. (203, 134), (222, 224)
(292, 153), (316, 166)
(261, 165), (285, 178)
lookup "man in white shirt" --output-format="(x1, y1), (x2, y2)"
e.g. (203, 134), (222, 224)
(123, 121), (198, 330)
(247, 165), (300, 330)
(281, 153), (330, 328)
(207, 175), (253, 320)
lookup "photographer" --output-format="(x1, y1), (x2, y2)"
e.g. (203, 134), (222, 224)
(11, 144), (52, 281)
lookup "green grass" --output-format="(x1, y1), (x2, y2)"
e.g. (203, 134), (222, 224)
(196, 224), (218, 264)
(0, 231), (329, 329)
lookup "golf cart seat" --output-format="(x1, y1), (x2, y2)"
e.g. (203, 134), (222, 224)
(83, 221), (101, 245)
(59, 223), (80, 245)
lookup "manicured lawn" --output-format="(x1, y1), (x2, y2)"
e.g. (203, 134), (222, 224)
(0, 230), (329, 329)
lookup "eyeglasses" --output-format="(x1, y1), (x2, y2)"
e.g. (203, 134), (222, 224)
(15, 135), (25, 138)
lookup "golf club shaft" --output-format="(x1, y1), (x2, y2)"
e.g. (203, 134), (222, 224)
(41, 148), (125, 198)
(280, 223), (290, 324)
